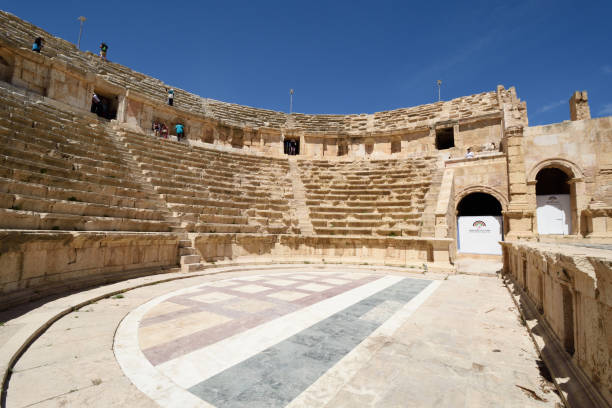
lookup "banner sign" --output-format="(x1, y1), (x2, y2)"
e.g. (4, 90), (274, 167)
(536, 194), (570, 235)
(458, 216), (503, 255)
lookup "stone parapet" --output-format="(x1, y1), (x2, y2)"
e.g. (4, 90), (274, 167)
(0, 231), (181, 310)
(502, 241), (612, 407)
(192, 233), (455, 273)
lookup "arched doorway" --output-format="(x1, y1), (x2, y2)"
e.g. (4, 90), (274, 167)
(535, 167), (571, 235)
(457, 192), (503, 255)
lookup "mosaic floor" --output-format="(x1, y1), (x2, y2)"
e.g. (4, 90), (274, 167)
(115, 271), (438, 408)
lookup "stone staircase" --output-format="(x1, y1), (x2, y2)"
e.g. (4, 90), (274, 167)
(288, 158), (314, 235)
(420, 165), (445, 237)
(108, 127), (203, 272)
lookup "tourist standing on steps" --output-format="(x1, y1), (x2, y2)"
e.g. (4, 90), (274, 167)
(160, 123), (168, 139)
(99, 42), (108, 61)
(465, 147), (474, 159)
(32, 37), (43, 53)
(167, 88), (174, 106)
(175, 123), (184, 141)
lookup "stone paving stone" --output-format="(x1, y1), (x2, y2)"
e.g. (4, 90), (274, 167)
(3, 269), (563, 408)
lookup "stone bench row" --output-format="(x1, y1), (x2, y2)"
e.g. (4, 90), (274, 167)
(125, 131), (290, 168)
(306, 194), (426, 202)
(1, 109), (117, 149)
(0, 191), (164, 221)
(133, 152), (288, 185)
(312, 227), (419, 237)
(0, 132), (132, 181)
(308, 205), (424, 214)
(310, 211), (421, 220)
(142, 167), (284, 196)
(0, 125), (128, 171)
(0, 208), (172, 232)
(0, 152), (146, 198)
(311, 219), (420, 228)
(165, 198), (289, 214)
(0, 173), (159, 210)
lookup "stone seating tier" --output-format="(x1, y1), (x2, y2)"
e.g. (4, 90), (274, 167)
(1, 10), (506, 134)
(297, 157), (438, 237)
(0, 86), (174, 232)
(118, 130), (295, 234)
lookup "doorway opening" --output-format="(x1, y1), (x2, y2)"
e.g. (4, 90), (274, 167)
(457, 192), (503, 255)
(91, 91), (118, 120)
(0, 52), (13, 83)
(536, 167), (572, 235)
(284, 138), (299, 155)
(435, 127), (454, 150)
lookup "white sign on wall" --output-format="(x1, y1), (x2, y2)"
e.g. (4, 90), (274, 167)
(536, 194), (571, 235)
(458, 216), (503, 255)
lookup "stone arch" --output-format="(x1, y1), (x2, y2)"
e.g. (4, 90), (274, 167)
(527, 157), (584, 183)
(455, 189), (505, 254)
(528, 158), (585, 235)
(455, 185), (508, 213)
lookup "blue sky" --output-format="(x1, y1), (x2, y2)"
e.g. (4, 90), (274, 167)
(5, 1), (612, 125)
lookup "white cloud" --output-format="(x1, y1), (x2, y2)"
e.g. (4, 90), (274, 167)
(599, 103), (612, 116)
(536, 99), (565, 114)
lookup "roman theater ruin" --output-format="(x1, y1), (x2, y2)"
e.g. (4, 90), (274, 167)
(0, 10), (610, 408)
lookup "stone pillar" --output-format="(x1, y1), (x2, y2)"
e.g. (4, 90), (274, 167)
(116, 94), (127, 123)
(569, 91), (591, 121)
(299, 133), (306, 156)
(504, 126), (535, 239)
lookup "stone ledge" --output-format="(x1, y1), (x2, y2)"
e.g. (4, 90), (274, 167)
(501, 241), (612, 406)
(191, 233), (455, 273)
(0, 231), (182, 309)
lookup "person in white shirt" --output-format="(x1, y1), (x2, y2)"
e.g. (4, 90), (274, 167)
(465, 148), (474, 159)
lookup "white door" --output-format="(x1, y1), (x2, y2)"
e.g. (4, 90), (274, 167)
(457, 215), (503, 255)
(536, 194), (571, 235)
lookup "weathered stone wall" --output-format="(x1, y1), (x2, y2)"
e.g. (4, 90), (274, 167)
(0, 231), (180, 310)
(521, 117), (612, 236)
(447, 153), (509, 214)
(192, 234), (454, 271)
(502, 241), (612, 406)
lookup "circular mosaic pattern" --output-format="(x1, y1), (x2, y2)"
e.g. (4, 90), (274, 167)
(115, 270), (437, 408)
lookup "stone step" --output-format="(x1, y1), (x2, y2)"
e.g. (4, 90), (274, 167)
(180, 254), (201, 264)
(178, 239), (192, 248)
(179, 247), (196, 256)
(181, 262), (203, 273)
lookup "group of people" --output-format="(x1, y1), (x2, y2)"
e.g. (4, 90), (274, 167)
(284, 139), (299, 155)
(32, 37), (109, 61)
(152, 121), (185, 141)
(465, 142), (497, 159)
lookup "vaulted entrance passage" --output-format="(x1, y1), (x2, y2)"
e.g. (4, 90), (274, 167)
(90, 90), (118, 120)
(536, 167), (571, 235)
(284, 138), (300, 155)
(457, 192), (503, 255)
